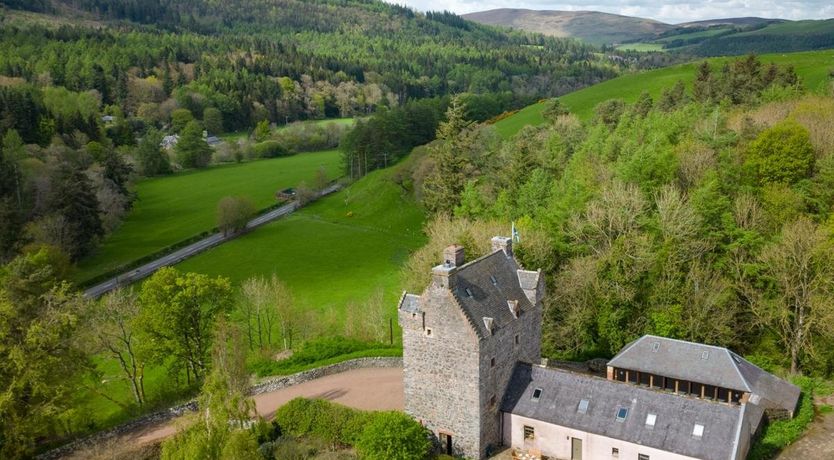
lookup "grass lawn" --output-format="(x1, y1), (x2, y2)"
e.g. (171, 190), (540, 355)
(615, 43), (665, 52)
(73, 150), (342, 284)
(175, 160), (426, 318)
(493, 49), (834, 138)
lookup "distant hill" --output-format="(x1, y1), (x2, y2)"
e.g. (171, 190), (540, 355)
(462, 8), (671, 46)
(465, 8), (834, 55)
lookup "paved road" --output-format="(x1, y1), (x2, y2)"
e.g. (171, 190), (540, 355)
(84, 184), (341, 298)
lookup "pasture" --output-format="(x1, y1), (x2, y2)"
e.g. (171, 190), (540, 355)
(493, 49), (834, 138)
(73, 150), (342, 284)
(175, 158), (426, 318)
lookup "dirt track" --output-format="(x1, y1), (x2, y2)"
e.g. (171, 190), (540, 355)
(67, 367), (404, 457)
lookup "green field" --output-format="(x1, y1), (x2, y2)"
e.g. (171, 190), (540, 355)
(174, 159), (426, 317)
(219, 117), (357, 142)
(493, 49), (834, 138)
(615, 43), (665, 52)
(74, 150), (342, 284)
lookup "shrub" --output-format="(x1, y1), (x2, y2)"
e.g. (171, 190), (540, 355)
(274, 398), (369, 448)
(253, 140), (291, 158)
(748, 376), (817, 459)
(355, 411), (432, 460)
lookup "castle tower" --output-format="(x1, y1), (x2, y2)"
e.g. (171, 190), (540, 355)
(398, 236), (544, 459)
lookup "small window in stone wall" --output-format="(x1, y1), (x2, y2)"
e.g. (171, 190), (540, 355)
(515, 334), (520, 345)
(638, 454), (650, 460)
(489, 394), (496, 408)
(425, 328), (432, 337)
(523, 425), (535, 439)
(491, 357), (496, 367)
(611, 447), (619, 457)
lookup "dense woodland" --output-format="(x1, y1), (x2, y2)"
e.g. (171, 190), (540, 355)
(410, 56), (834, 378)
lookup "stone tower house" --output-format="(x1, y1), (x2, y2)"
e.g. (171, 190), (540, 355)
(398, 236), (544, 459)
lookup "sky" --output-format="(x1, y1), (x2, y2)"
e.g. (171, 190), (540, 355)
(388, 1), (834, 24)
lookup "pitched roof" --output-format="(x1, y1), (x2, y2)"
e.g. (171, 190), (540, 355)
(502, 363), (750, 460)
(451, 250), (535, 337)
(607, 335), (800, 413)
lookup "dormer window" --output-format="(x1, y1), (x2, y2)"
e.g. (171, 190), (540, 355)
(508, 300), (520, 318)
(483, 317), (494, 334)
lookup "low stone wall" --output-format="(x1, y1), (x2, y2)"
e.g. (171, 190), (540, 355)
(249, 356), (402, 395)
(39, 356), (403, 459)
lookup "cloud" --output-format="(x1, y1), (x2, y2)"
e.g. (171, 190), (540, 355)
(388, 0), (834, 24)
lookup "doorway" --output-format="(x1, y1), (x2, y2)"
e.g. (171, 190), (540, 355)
(439, 432), (452, 455)
(571, 437), (583, 460)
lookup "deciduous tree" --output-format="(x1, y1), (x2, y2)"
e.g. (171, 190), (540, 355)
(139, 268), (233, 384)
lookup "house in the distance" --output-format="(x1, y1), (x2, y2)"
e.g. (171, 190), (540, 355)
(399, 237), (800, 460)
(161, 134), (179, 150)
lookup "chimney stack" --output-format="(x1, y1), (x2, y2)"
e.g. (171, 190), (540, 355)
(432, 245), (464, 289)
(491, 236), (513, 257)
(443, 245), (465, 267)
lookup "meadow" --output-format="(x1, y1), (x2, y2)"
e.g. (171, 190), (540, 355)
(73, 150), (342, 284)
(72, 155), (425, 432)
(219, 117), (356, 142)
(175, 156), (426, 317)
(492, 49), (834, 138)
(614, 43), (665, 52)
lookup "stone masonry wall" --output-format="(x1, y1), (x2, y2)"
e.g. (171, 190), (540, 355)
(39, 357), (402, 460)
(478, 301), (542, 458)
(401, 284), (482, 458)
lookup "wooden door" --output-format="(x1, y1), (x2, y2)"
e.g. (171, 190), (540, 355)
(571, 437), (582, 460)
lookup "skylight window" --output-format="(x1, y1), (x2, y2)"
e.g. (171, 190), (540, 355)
(577, 399), (589, 414)
(693, 424), (704, 438)
(701, 351), (710, 360)
(465, 288), (473, 297)
(490, 275), (498, 286)
(531, 388), (542, 402)
(651, 342), (660, 352)
(616, 407), (629, 422)
(645, 413), (656, 427)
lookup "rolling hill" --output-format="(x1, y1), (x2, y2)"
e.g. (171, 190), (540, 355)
(464, 8), (834, 55)
(462, 9), (670, 46)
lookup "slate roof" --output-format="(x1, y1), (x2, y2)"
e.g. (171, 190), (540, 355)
(608, 335), (800, 413)
(502, 363), (749, 460)
(451, 250), (535, 337)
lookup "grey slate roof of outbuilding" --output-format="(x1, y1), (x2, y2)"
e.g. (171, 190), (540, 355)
(607, 335), (800, 413)
(502, 363), (748, 460)
(450, 250), (535, 337)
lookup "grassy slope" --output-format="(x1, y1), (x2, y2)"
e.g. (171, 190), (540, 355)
(74, 157), (424, 432)
(175, 158), (426, 318)
(493, 49), (834, 138)
(73, 150), (342, 283)
(219, 117), (356, 142)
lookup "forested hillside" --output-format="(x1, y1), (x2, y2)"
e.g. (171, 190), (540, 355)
(412, 55), (834, 382)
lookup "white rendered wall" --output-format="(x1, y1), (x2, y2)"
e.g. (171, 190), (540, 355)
(503, 413), (700, 460)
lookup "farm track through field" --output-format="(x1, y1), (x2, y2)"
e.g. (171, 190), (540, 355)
(84, 184), (341, 298)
